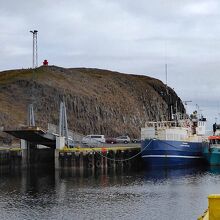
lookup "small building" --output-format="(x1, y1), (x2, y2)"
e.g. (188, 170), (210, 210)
(43, 59), (48, 66)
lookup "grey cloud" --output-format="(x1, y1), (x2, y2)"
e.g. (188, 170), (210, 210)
(1, 0), (220, 122)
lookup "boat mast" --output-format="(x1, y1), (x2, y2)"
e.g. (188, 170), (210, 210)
(165, 63), (172, 121)
(164, 39), (172, 121)
(165, 63), (168, 89)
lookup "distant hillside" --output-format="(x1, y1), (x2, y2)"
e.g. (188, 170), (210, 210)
(0, 66), (185, 138)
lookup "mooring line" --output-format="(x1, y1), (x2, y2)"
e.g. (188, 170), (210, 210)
(89, 139), (153, 162)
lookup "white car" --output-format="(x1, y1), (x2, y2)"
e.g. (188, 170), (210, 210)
(82, 135), (105, 145)
(67, 137), (75, 148)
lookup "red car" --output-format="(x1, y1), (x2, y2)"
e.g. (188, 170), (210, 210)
(105, 137), (117, 144)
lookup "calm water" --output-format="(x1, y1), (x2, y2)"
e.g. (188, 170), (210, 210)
(0, 166), (219, 220)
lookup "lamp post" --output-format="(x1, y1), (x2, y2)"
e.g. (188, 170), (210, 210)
(30, 30), (38, 68)
(28, 30), (38, 126)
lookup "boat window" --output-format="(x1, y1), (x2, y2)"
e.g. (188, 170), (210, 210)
(91, 135), (102, 139)
(210, 139), (215, 144)
(211, 139), (220, 144)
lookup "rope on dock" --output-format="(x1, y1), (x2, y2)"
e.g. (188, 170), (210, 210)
(90, 139), (153, 162)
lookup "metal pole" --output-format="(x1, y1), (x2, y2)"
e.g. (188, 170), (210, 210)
(59, 101), (70, 147)
(28, 104), (35, 126)
(59, 102), (63, 136)
(63, 102), (69, 147)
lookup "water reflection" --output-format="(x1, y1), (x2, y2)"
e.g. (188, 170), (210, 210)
(1, 165), (220, 219)
(208, 166), (220, 175)
(144, 166), (208, 181)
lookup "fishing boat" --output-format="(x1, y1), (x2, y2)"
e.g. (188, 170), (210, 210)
(203, 133), (220, 166)
(141, 112), (207, 167)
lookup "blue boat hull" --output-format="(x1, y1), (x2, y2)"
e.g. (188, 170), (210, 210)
(141, 139), (205, 167)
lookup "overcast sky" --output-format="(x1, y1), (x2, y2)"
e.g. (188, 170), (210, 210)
(1, 0), (220, 124)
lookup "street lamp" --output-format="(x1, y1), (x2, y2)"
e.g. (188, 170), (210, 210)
(28, 30), (38, 126)
(30, 30), (38, 68)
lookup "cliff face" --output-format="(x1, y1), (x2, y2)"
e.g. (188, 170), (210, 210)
(0, 66), (185, 138)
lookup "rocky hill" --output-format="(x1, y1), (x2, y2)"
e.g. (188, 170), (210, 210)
(0, 66), (185, 138)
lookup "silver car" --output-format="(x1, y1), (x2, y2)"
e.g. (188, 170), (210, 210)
(82, 135), (105, 146)
(116, 136), (130, 144)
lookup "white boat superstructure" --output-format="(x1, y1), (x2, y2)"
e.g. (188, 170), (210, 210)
(141, 112), (207, 143)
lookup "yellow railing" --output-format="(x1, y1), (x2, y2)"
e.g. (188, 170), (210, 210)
(0, 147), (21, 151)
(60, 145), (140, 152)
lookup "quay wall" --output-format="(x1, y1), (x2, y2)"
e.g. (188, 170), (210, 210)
(0, 146), (143, 172)
(56, 146), (143, 172)
(0, 148), (22, 167)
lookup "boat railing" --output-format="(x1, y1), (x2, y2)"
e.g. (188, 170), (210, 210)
(145, 121), (175, 128)
(144, 120), (191, 129)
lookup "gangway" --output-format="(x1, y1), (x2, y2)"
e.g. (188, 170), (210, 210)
(4, 126), (57, 148)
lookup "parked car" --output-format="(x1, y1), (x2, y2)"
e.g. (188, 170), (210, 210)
(105, 137), (117, 144)
(82, 135), (105, 145)
(131, 138), (141, 143)
(116, 136), (130, 144)
(67, 137), (75, 148)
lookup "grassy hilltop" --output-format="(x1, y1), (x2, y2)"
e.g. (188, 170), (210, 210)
(0, 66), (184, 138)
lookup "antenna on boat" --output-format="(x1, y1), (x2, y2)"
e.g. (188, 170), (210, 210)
(196, 104), (200, 117)
(175, 101), (178, 114)
(171, 105), (174, 120)
(164, 62), (169, 97)
(183, 100), (192, 115)
(165, 63), (168, 88)
(164, 40), (172, 121)
(183, 101), (192, 105)
(165, 63), (171, 120)
(164, 39), (168, 93)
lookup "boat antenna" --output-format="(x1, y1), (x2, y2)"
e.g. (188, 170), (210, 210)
(165, 63), (168, 89)
(183, 100), (192, 115)
(164, 40), (172, 120)
(165, 63), (172, 120)
(164, 39), (168, 92)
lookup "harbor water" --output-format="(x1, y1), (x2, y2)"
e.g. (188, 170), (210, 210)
(0, 166), (220, 220)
